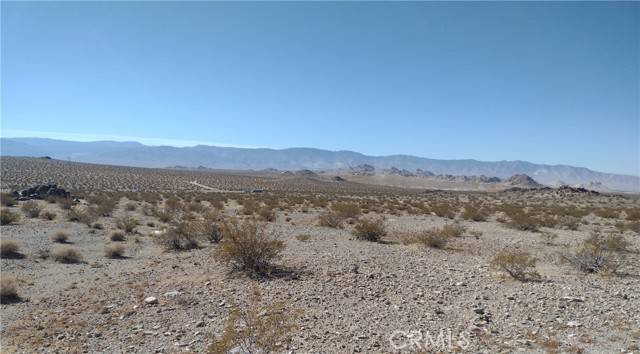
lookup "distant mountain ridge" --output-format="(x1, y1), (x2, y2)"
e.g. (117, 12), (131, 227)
(1, 137), (638, 192)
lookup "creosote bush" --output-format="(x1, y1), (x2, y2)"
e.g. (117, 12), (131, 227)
(564, 232), (629, 274)
(52, 245), (83, 263)
(318, 210), (344, 228)
(68, 206), (99, 226)
(116, 216), (139, 233)
(51, 231), (69, 243)
(1, 193), (16, 207)
(352, 217), (386, 242)
(462, 205), (489, 222)
(214, 219), (285, 276)
(156, 221), (205, 251)
(1, 239), (21, 258)
(21, 200), (42, 218)
(0, 277), (20, 303)
(1, 208), (20, 225)
(104, 244), (126, 258)
(491, 250), (540, 281)
(41, 211), (57, 221)
(110, 231), (127, 242)
(208, 288), (298, 354)
(331, 202), (361, 219)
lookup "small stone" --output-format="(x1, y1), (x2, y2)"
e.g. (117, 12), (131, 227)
(567, 321), (582, 327)
(144, 296), (158, 305)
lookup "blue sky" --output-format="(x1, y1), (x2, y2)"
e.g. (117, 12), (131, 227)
(1, 2), (638, 175)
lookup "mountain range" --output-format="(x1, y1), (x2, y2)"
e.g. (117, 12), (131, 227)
(1, 137), (638, 192)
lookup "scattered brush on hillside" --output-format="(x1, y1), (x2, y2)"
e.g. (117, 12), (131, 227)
(462, 204), (489, 222)
(492, 250), (540, 281)
(214, 219), (285, 277)
(352, 217), (386, 242)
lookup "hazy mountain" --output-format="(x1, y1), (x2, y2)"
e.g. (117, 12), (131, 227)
(1, 137), (638, 192)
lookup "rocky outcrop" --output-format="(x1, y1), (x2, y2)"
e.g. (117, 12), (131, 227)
(12, 184), (70, 200)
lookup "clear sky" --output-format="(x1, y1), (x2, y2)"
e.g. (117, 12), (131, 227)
(1, 2), (638, 176)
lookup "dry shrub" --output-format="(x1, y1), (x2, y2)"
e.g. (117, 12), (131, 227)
(0, 239), (21, 258)
(155, 209), (173, 223)
(507, 211), (540, 232)
(156, 221), (205, 250)
(558, 216), (580, 231)
(50, 231), (69, 243)
(116, 216), (138, 233)
(21, 200), (41, 218)
(296, 234), (311, 242)
(462, 205), (489, 222)
(431, 202), (456, 219)
(104, 244), (125, 258)
(318, 210), (344, 228)
(540, 231), (558, 245)
(68, 206), (99, 226)
(626, 208), (640, 221)
(0, 277), (20, 303)
(58, 197), (74, 210)
(241, 199), (260, 216)
(52, 245), (83, 263)
(352, 217), (386, 242)
(492, 250), (540, 281)
(92, 196), (118, 216)
(110, 231), (127, 242)
(331, 202), (361, 219)
(41, 211), (57, 220)
(594, 208), (618, 219)
(124, 202), (136, 211)
(208, 288), (298, 354)
(1, 193), (16, 207)
(165, 196), (183, 212)
(564, 232), (630, 274)
(257, 207), (276, 222)
(187, 202), (206, 213)
(214, 219), (284, 276)
(402, 227), (454, 249)
(1, 208), (20, 225)
(441, 223), (467, 237)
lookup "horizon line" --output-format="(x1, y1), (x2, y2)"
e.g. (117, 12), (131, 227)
(1, 131), (638, 177)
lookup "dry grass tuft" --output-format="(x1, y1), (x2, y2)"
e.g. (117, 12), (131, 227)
(41, 210), (57, 220)
(318, 210), (344, 228)
(52, 245), (83, 263)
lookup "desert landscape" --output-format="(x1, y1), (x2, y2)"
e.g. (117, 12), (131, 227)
(1, 156), (639, 353)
